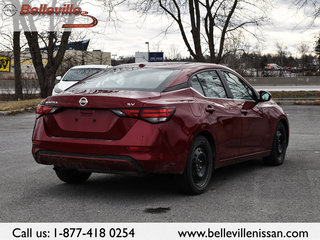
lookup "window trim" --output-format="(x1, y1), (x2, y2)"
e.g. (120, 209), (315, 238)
(189, 75), (206, 96)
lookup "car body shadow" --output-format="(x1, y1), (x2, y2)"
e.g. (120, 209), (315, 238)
(37, 158), (269, 200)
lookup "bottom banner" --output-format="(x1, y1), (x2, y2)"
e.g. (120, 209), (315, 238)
(0, 223), (319, 240)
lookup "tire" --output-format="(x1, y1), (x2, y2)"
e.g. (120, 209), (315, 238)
(180, 136), (214, 195)
(54, 166), (91, 184)
(263, 122), (288, 166)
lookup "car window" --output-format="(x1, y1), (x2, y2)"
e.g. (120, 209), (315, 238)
(69, 68), (180, 92)
(196, 71), (227, 98)
(63, 68), (102, 81)
(189, 76), (205, 95)
(222, 71), (255, 101)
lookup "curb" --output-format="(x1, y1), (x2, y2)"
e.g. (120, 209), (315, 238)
(0, 111), (9, 116)
(0, 107), (36, 116)
(275, 100), (320, 105)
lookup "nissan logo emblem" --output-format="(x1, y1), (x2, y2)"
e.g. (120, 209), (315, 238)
(79, 97), (88, 106)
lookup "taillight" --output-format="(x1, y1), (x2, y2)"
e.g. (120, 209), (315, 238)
(112, 107), (175, 124)
(121, 109), (140, 118)
(140, 108), (175, 123)
(36, 105), (58, 117)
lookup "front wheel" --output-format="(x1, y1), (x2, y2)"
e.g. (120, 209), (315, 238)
(180, 136), (214, 195)
(54, 166), (91, 184)
(263, 122), (288, 166)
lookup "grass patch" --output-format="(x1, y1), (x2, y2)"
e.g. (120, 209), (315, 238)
(270, 91), (320, 99)
(0, 93), (40, 101)
(0, 98), (42, 112)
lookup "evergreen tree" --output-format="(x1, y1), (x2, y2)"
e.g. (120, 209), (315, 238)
(316, 37), (320, 60)
(316, 37), (320, 70)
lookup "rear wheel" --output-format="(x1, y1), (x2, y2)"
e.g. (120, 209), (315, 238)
(180, 136), (214, 195)
(54, 166), (91, 184)
(263, 122), (288, 166)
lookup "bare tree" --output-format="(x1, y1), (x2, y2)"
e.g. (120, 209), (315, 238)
(298, 42), (309, 56)
(275, 42), (288, 67)
(21, 0), (121, 97)
(221, 30), (247, 69)
(167, 44), (181, 60)
(0, 31), (25, 99)
(297, 41), (309, 71)
(13, 32), (22, 99)
(296, 0), (320, 19)
(131, 0), (269, 63)
(24, 31), (71, 98)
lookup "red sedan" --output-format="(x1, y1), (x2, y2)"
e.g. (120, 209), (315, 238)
(32, 63), (289, 194)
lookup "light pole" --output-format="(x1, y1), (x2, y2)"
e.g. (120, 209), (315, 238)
(145, 42), (150, 62)
(145, 42), (150, 53)
(111, 54), (117, 66)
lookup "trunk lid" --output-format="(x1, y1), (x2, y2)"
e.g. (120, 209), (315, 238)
(42, 90), (160, 140)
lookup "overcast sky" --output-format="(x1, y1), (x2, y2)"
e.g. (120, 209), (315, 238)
(1, 0), (319, 58)
(85, 0), (320, 59)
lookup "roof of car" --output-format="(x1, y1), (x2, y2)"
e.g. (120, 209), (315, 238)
(111, 62), (238, 89)
(71, 65), (111, 69)
(113, 62), (231, 71)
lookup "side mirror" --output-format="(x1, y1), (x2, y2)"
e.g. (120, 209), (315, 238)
(259, 91), (271, 102)
(56, 76), (62, 82)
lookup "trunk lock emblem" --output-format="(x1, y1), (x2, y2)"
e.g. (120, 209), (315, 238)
(79, 97), (88, 106)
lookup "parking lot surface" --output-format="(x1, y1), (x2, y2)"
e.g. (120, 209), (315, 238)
(0, 105), (319, 222)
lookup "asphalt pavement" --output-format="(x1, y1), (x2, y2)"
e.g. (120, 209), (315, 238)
(0, 105), (319, 222)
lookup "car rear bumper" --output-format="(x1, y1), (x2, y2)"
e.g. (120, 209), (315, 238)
(33, 145), (184, 174)
(36, 150), (143, 174)
(32, 112), (193, 174)
(32, 124), (189, 175)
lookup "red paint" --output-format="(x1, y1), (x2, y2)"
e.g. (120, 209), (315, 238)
(32, 63), (289, 175)
(62, 11), (98, 28)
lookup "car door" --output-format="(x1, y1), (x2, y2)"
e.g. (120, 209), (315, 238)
(189, 70), (241, 161)
(220, 71), (271, 156)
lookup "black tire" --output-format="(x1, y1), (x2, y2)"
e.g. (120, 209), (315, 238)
(180, 136), (214, 195)
(54, 166), (91, 184)
(263, 122), (288, 166)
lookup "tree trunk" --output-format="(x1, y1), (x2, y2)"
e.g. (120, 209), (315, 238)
(13, 31), (23, 100)
(46, 69), (57, 97)
(188, 0), (205, 62)
(24, 31), (71, 98)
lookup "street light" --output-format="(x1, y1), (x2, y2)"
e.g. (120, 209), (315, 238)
(145, 42), (150, 53)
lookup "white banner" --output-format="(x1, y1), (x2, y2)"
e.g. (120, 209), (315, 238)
(0, 223), (320, 240)
(0, 0), (101, 31)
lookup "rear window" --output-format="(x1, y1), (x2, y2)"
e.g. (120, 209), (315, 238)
(63, 68), (103, 81)
(69, 68), (180, 92)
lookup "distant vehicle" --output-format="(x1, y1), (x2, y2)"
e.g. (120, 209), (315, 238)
(33, 62), (289, 194)
(265, 63), (282, 70)
(52, 65), (110, 96)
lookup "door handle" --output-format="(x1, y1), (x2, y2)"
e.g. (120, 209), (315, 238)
(241, 109), (248, 115)
(205, 105), (215, 113)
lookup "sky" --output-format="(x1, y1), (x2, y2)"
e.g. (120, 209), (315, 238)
(1, 0), (319, 58)
(84, 0), (320, 59)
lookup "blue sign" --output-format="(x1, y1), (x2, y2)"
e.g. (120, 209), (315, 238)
(148, 52), (164, 62)
(66, 40), (90, 51)
(40, 40), (90, 51)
